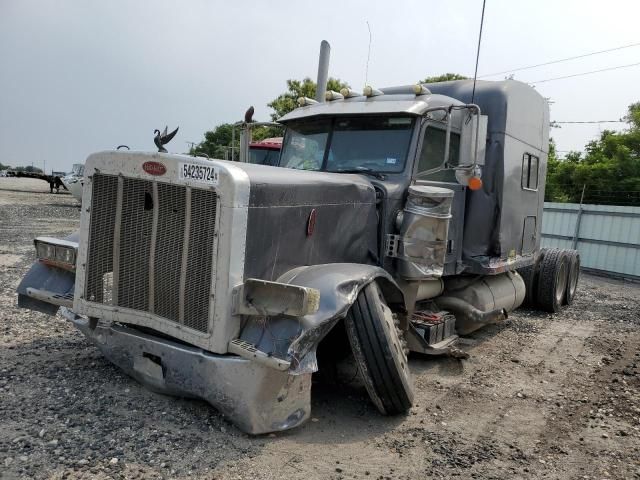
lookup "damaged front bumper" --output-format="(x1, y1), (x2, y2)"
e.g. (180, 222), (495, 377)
(60, 308), (312, 435)
(18, 258), (404, 434)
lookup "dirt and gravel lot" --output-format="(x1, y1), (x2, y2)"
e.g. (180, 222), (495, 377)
(1, 177), (639, 480)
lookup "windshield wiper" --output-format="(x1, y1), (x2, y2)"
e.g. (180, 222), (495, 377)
(331, 167), (387, 180)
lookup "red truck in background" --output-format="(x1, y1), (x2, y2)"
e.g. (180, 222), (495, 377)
(248, 137), (282, 166)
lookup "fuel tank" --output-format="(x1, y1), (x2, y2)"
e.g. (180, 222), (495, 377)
(439, 271), (526, 335)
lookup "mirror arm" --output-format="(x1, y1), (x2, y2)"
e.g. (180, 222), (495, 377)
(449, 104), (481, 172)
(443, 106), (453, 168)
(413, 104), (482, 181)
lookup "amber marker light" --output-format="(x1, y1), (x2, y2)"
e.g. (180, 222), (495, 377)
(468, 177), (483, 190)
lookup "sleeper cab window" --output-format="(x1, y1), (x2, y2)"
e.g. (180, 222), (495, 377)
(521, 153), (539, 190)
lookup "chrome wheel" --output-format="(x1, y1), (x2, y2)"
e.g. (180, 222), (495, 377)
(555, 260), (568, 306)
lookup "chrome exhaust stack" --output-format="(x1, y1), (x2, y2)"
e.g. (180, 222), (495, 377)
(315, 40), (331, 103)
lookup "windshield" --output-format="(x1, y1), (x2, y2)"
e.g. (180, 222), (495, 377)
(279, 116), (414, 173)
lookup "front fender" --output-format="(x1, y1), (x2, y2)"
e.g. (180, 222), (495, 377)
(239, 263), (405, 374)
(17, 262), (76, 315)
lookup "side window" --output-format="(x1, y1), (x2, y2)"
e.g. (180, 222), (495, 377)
(416, 127), (460, 182)
(521, 153), (539, 190)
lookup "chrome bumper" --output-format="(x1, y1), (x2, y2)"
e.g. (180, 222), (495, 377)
(61, 308), (311, 434)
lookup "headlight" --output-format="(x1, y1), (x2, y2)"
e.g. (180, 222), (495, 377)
(54, 245), (76, 265)
(35, 242), (56, 260)
(34, 238), (77, 270)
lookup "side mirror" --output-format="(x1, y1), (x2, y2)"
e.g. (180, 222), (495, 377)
(460, 113), (488, 167)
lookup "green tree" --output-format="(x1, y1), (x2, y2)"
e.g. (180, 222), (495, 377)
(190, 123), (284, 160)
(14, 165), (43, 173)
(545, 102), (640, 206)
(419, 73), (468, 84)
(267, 77), (349, 121)
(191, 123), (237, 159)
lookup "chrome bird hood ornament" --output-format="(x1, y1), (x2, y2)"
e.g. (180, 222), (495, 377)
(153, 126), (179, 153)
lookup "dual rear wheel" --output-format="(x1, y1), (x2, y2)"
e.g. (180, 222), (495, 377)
(519, 248), (580, 312)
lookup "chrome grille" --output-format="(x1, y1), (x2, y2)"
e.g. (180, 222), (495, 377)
(85, 175), (117, 304)
(184, 188), (218, 332)
(118, 178), (153, 311)
(85, 173), (218, 333)
(154, 182), (186, 322)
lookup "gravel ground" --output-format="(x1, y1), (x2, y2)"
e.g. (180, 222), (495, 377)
(1, 177), (639, 480)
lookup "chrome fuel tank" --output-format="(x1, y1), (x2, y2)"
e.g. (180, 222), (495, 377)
(441, 271), (526, 334)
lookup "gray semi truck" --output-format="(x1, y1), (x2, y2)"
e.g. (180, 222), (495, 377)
(16, 77), (579, 434)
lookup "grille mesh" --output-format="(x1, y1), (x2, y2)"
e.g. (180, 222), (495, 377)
(184, 188), (218, 332)
(154, 182), (186, 322)
(85, 175), (117, 303)
(85, 173), (218, 334)
(118, 178), (153, 311)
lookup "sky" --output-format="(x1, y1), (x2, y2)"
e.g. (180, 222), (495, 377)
(1, 0), (639, 173)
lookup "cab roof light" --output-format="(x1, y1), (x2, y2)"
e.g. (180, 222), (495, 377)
(297, 97), (319, 107)
(339, 88), (362, 98)
(363, 85), (384, 97)
(325, 90), (344, 101)
(378, 84), (431, 96)
(413, 84), (431, 95)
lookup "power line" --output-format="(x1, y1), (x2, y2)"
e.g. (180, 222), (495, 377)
(552, 120), (625, 124)
(479, 41), (640, 78)
(530, 61), (640, 84)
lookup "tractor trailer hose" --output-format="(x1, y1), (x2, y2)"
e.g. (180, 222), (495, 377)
(434, 297), (508, 326)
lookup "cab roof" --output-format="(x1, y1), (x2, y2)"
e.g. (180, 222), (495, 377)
(277, 92), (464, 123)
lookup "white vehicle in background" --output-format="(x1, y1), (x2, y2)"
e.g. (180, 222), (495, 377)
(61, 164), (84, 202)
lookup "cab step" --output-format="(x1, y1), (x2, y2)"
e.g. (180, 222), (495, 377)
(411, 310), (456, 345)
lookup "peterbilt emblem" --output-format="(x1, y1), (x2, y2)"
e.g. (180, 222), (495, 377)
(142, 161), (167, 176)
(307, 209), (317, 237)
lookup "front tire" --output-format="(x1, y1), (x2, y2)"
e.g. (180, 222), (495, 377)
(344, 282), (414, 415)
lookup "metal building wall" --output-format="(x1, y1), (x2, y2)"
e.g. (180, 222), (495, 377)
(541, 202), (640, 279)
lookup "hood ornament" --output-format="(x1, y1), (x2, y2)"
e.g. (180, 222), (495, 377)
(153, 126), (179, 153)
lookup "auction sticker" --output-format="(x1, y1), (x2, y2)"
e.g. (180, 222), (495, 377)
(179, 162), (219, 185)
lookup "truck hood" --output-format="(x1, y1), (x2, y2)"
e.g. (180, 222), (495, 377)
(231, 161), (376, 208)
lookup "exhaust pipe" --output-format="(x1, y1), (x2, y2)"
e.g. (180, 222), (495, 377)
(435, 297), (508, 335)
(315, 40), (331, 103)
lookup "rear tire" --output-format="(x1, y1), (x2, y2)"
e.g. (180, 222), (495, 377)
(518, 263), (537, 307)
(564, 250), (580, 305)
(536, 248), (569, 313)
(344, 282), (414, 415)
